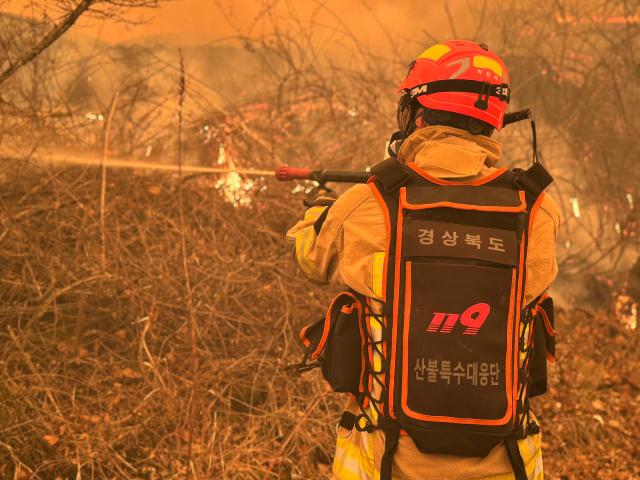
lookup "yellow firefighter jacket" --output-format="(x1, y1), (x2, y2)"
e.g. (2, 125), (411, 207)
(287, 125), (560, 480)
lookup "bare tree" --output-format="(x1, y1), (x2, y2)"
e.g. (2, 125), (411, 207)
(0, 0), (163, 86)
(487, 0), (640, 281)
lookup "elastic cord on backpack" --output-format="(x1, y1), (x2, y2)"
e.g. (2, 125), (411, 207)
(350, 298), (390, 432)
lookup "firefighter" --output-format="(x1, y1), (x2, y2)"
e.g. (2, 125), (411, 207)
(287, 40), (560, 480)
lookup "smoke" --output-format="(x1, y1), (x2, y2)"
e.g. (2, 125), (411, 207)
(15, 0), (482, 52)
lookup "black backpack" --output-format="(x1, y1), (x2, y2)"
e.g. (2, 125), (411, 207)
(293, 159), (556, 480)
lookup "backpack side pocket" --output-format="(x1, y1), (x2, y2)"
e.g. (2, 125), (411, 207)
(295, 291), (366, 395)
(322, 299), (365, 394)
(528, 294), (555, 398)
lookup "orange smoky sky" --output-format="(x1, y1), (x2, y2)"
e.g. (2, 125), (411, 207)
(3, 0), (481, 50)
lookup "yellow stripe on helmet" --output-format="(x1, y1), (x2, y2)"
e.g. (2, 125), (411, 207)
(418, 44), (451, 61)
(473, 55), (504, 76)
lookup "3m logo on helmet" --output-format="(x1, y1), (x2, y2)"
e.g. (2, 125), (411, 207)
(410, 84), (428, 97)
(427, 303), (491, 335)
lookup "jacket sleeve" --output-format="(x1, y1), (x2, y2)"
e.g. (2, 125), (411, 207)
(524, 193), (562, 305)
(285, 184), (373, 286)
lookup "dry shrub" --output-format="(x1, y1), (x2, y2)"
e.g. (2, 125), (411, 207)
(0, 159), (342, 479)
(2, 159), (639, 479)
(532, 307), (640, 479)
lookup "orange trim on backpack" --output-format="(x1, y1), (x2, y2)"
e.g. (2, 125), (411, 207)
(538, 307), (555, 337)
(512, 234), (527, 420)
(400, 188), (527, 213)
(399, 261), (518, 426)
(532, 295), (549, 317)
(341, 304), (355, 314)
(300, 325), (311, 348)
(407, 163), (508, 186)
(368, 181), (392, 301)
(388, 193), (405, 419)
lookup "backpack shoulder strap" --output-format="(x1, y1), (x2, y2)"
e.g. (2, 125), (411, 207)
(514, 162), (554, 199)
(371, 158), (411, 194)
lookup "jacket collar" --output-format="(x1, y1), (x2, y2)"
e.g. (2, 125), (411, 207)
(397, 126), (501, 179)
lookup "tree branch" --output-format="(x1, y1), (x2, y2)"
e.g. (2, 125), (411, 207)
(0, 0), (97, 86)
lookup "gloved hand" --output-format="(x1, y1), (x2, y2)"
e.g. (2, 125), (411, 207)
(303, 184), (337, 208)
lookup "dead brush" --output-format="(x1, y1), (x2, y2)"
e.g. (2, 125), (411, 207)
(0, 159), (343, 479)
(532, 307), (640, 478)
(2, 157), (639, 479)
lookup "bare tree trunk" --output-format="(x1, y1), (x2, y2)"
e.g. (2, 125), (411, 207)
(0, 0), (96, 86)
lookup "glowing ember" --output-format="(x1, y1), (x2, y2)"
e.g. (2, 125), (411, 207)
(212, 141), (256, 207)
(85, 112), (104, 122)
(615, 294), (638, 330)
(570, 197), (581, 218)
(214, 172), (255, 207)
(291, 184), (306, 194)
(217, 145), (226, 165)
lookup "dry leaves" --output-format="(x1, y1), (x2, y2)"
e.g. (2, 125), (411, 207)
(42, 435), (59, 446)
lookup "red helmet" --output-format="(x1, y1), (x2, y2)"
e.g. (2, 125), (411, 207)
(398, 40), (510, 130)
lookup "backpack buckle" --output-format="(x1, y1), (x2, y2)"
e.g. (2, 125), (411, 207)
(354, 413), (375, 433)
(526, 420), (541, 436)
